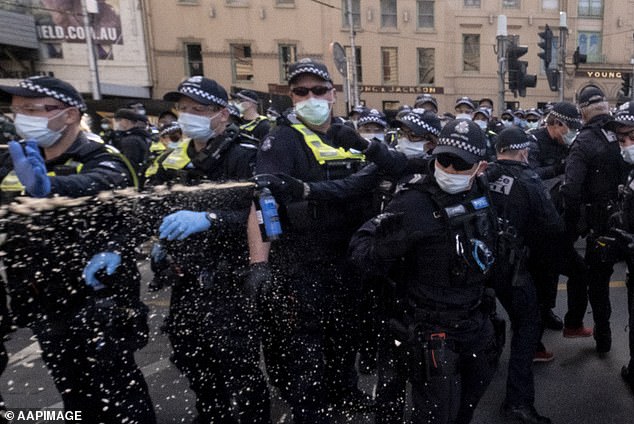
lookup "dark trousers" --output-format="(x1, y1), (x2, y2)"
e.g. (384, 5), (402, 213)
(32, 319), (156, 424)
(409, 312), (496, 424)
(494, 275), (540, 407)
(166, 275), (271, 424)
(585, 236), (615, 333)
(374, 321), (408, 424)
(626, 267), (634, 370)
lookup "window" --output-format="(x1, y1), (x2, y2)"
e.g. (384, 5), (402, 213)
(185, 43), (203, 76)
(502, 0), (520, 8)
(381, 47), (398, 84)
(177, 0), (199, 4)
(279, 44), (297, 82)
(276, 0), (294, 4)
(345, 46), (363, 82)
(417, 1), (434, 28)
(417, 48), (434, 84)
(464, 0), (480, 6)
(381, 0), (397, 28)
(463, 34), (480, 72)
(578, 0), (602, 17)
(231, 44), (254, 81)
(342, 0), (361, 28)
(96, 44), (114, 60)
(40, 43), (63, 59)
(542, 0), (558, 9)
(578, 32), (602, 63)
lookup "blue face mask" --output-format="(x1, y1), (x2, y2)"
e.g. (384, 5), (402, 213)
(14, 111), (67, 148)
(178, 111), (220, 141)
(295, 98), (332, 126)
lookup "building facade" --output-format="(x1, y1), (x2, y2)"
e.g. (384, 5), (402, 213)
(0, 1), (632, 116)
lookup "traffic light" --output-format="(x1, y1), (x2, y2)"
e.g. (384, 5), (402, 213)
(507, 41), (537, 97)
(538, 25), (553, 68)
(546, 69), (560, 92)
(573, 47), (587, 69)
(620, 72), (632, 100)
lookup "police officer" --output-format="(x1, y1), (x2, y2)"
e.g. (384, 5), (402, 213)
(231, 89), (270, 141)
(350, 119), (499, 424)
(414, 94), (439, 114)
(247, 58), (371, 423)
(561, 86), (627, 353)
(601, 101), (634, 390)
(487, 127), (562, 424)
(0, 76), (155, 423)
(127, 76), (268, 423)
(112, 107), (151, 187)
(454, 96), (476, 120)
(527, 103), (591, 350)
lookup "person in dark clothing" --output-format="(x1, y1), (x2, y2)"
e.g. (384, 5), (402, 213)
(487, 127), (563, 424)
(112, 108), (151, 187)
(561, 86), (627, 353)
(349, 119), (499, 424)
(527, 102), (592, 358)
(0, 75), (155, 424)
(231, 89), (271, 141)
(600, 101), (634, 391)
(93, 76), (269, 424)
(247, 59), (372, 423)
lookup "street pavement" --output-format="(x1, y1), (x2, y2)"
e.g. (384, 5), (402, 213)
(2, 258), (634, 423)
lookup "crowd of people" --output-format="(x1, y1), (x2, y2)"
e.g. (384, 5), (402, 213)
(0, 58), (633, 424)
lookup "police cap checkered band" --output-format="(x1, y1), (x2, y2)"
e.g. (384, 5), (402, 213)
(358, 111), (387, 128)
(454, 96), (475, 110)
(398, 111), (441, 136)
(577, 86), (606, 108)
(163, 76), (228, 107)
(159, 122), (181, 137)
(548, 102), (582, 129)
(604, 101), (634, 131)
(231, 89), (259, 104)
(496, 127), (530, 152)
(414, 94), (438, 109)
(287, 59), (332, 84)
(434, 119), (486, 164)
(0, 76), (86, 111)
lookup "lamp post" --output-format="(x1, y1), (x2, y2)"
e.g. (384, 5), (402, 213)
(345, 0), (359, 107)
(558, 11), (568, 102)
(82, 0), (101, 100)
(496, 15), (508, 112)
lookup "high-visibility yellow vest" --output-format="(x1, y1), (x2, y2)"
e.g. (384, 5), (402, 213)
(240, 115), (268, 133)
(288, 117), (365, 165)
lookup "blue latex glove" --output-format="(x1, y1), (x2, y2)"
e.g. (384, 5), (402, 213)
(159, 211), (212, 241)
(8, 140), (51, 197)
(83, 252), (121, 290)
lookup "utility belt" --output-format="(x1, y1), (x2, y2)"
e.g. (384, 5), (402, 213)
(407, 298), (481, 324)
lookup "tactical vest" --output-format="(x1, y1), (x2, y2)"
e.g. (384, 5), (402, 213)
(407, 175), (498, 288)
(240, 115), (268, 134)
(287, 114), (365, 180)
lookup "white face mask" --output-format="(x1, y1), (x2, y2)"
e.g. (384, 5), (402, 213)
(456, 113), (472, 121)
(397, 138), (428, 157)
(525, 121), (539, 130)
(621, 144), (634, 164)
(295, 98), (332, 126)
(360, 132), (385, 143)
(235, 102), (246, 114)
(474, 120), (488, 130)
(178, 111), (220, 141)
(434, 161), (476, 194)
(100, 123), (110, 130)
(563, 129), (578, 146)
(502, 120), (513, 128)
(14, 111), (67, 148)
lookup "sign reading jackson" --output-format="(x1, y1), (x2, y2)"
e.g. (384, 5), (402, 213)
(35, 0), (123, 44)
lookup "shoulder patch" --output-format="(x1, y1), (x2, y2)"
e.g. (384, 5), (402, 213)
(261, 136), (274, 151)
(489, 175), (514, 195)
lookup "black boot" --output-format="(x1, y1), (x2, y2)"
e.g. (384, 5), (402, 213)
(594, 325), (612, 353)
(621, 365), (634, 392)
(542, 309), (563, 331)
(501, 403), (552, 424)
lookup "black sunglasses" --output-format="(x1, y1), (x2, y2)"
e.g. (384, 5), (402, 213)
(616, 129), (634, 142)
(290, 86), (333, 96)
(436, 154), (474, 171)
(501, 117), (514, 122)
